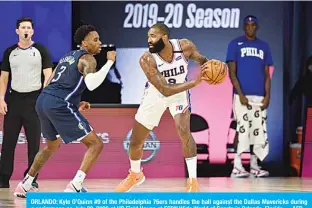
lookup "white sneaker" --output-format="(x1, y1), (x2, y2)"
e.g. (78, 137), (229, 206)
(64, 182), (88, 192)
(231, 165), (250, 178)
(250, 165), (269, 177)
(14, 182), (38, 198)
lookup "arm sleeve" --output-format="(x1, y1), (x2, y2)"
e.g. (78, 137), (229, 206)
(84, 60), (114, 91)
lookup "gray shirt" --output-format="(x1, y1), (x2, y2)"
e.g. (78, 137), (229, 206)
(0, 43), (52, 93)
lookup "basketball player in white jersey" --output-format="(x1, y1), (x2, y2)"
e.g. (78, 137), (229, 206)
(115, 23), (212, 192)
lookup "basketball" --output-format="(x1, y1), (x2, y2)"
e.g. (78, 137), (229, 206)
(202, 60), (228, 85)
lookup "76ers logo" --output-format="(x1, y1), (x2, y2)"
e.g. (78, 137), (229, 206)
(176, 105), (183, 111)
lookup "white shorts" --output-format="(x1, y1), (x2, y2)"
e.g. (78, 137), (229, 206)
(135, 87), (191, 130)
(233, 94), (268, 145)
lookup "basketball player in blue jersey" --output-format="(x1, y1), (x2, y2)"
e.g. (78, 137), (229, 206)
(115, 23), (213, 192)
(226, 16), (273, 178)
(13, 25), (116, 198)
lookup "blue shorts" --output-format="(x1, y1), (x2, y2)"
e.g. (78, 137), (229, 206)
(35, 93), (92, 144)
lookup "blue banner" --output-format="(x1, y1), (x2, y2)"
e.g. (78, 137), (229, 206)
(27, 192), (309, 208)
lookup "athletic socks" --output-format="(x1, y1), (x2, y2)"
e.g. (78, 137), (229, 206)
(185, 156), (197, 178)
(21, 174), (35, 191)
(130, 159), (141, 173)
(72, 170), (86, 190)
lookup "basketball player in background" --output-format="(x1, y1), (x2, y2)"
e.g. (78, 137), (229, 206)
(115, 23), (213, 192)
(226, 15), (273, 178)
(14, 25), (116, 198)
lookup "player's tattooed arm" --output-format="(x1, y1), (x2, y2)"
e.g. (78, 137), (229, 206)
(227, 61), (245, 96)
(179, 39), (209, 65)
(140, 52), (201, 97)
(78, 54), (97, 77)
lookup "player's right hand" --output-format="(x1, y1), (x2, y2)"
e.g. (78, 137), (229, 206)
(239, 95), (249, 106)
(107, 51), (117, 62)
(0, 99), (8, 115)
(78, 101), (91, 112)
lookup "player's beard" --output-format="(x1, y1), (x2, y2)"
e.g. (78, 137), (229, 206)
(149, 38), (165, 53)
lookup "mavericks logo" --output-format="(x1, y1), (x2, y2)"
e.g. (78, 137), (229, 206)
(123, 129), (160, 163)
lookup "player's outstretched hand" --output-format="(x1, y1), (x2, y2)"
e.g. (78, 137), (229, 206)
(107, 51), (117, 62)
(194, 68), (209, 85)
(79, 101), (91, 112)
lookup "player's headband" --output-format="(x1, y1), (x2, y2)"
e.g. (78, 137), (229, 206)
(244, 16), (259, 25)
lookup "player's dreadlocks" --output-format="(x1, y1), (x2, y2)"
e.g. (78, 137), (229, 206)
(74, 24), (96, 45)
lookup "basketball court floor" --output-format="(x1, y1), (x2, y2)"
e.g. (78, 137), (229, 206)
(1, 177), (311, 207)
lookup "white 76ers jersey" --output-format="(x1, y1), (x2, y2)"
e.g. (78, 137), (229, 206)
(136, 39), (191, 130)
(150, 39), (188, 87)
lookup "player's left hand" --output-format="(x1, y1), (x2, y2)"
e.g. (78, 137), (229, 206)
(79, 101), (91, 111)
(195, 67), (210, 85)
(261, 96), (270, 110)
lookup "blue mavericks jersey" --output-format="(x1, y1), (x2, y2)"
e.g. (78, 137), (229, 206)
(43, 50), (88, 107)
(226, 36), (273, 96)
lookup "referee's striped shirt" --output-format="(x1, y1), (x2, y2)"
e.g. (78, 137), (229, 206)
(0, 43), (52, 93)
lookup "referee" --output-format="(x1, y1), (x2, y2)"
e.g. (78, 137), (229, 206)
(0, 17), (53, 188)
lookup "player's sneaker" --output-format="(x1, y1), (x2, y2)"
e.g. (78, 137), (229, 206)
(64, 182), (88, 192)
(32, 181), (39, 189)
(186, 178), (199, 192)
(13, 182), (38, 198)
(231, 165), (250, 178)
(115, 169), (145, 192)
(250, 165), (269, 177)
